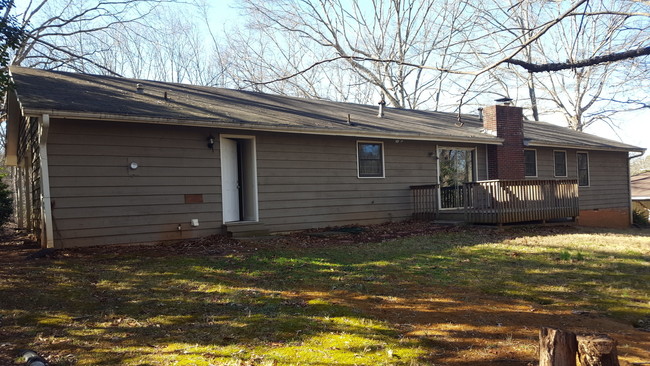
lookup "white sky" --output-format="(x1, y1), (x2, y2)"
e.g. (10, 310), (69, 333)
(587, 110), (649, 157)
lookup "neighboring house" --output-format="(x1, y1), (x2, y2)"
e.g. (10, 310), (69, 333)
(632, 171), (650, 222)
(3, 67), (645, 248)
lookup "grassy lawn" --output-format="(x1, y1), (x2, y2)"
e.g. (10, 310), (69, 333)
(0, 224), (649, 365)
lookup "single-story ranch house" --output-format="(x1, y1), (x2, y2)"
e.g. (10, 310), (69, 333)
(4, 67), (645, 248)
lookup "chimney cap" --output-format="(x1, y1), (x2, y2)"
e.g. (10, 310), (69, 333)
(495, 97), (513, 105)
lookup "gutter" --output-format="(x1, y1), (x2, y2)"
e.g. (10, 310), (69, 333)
(629, 151), (645, 159)
(38, 114), (55, 249)
(529, 141), (646, 154)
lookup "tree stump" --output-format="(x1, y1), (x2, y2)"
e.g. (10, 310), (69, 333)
(577, 334), (620, 366)
(539, 327), (578, 366)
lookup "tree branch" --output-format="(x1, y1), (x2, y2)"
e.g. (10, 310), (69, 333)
(507, 45), (650, 72)
(34, 38), (123, 76)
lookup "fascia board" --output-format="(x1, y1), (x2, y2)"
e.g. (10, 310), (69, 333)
(22, 108), (505, 145)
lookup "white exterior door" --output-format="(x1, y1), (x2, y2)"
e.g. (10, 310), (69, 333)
(221, 137), (240, 222)
(220, 135), (259, 223)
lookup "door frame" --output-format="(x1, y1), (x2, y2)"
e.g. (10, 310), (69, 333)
(220, 134), (259, 223)
(436, 146), (476, 210)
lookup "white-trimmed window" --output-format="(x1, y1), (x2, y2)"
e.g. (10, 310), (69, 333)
(554, 150), (567, 177)
(577, 152), (590, 187)
(524, 149), (537, 177)
(357, 141), (384, 178)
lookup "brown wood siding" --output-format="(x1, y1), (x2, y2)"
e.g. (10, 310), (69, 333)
(255, 134), (439, 232)
(531, 148), (576, 179)
(47, 119), (221, 247)
(46, 119), (498, 244)
(527, 147), (630, 211)
(577, 150), (630, 210)
(524, 147), (574, 180)
(534, 148), (553, 178)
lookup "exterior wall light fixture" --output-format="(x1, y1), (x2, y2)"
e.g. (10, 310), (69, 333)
(207, 134), (215, 151)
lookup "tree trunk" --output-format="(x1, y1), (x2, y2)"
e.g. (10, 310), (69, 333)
(539, 327), (578, 366)
(577, 334), (620, 366)
(528, 73), (539, 121)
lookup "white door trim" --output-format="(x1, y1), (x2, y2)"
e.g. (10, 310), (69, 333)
(220, 134), (259, 223)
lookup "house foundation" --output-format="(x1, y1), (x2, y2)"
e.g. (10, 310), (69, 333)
(578, 208), (631, 229)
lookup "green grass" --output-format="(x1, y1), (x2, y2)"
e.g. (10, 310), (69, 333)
(1, 225), (649, 365)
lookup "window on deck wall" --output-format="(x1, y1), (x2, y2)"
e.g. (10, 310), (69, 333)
(577, 152), (590, 186)
(357, 141), (384, 178)
(524, 149), (537, 177)
(554, 151), (567, 177)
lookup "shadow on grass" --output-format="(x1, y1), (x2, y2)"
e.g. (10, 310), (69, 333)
(1, 225), (649, 365)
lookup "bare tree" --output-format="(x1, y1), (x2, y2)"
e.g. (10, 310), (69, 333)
(231, 0), (649, 131)
(454, 0), (649, 131)
(7, 0), (234, 88)
(10, 0), (192, 75)
(234, 0), (471, 109)
(125, 6), (223, 85)
(523, 1), (648, 131)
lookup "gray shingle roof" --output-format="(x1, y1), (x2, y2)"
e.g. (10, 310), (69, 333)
(522, 119), (642, 152)
(8, 66), (644, 152)
(632, 172), (650, 198)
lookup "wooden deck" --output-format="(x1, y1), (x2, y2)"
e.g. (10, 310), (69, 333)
(410, 184), (439, 220)
(411, 179), (579, 224)
(464, 179), (579, 224)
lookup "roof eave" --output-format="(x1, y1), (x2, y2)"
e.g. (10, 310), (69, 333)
(527, 140), (645, 153)
(23, 108), (504, 145)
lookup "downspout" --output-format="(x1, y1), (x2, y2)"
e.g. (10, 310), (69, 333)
(628, 151), (645, 226)
(14, 166), (23, 228)
(39, 114), (55, 248)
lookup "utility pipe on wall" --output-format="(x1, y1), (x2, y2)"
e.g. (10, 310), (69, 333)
(39, 114), (55, 249)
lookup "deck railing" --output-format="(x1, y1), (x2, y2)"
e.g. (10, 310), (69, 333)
(440, 185), (465, 209)
(463, 179), (579, 224)
(410, 184), (439, 220)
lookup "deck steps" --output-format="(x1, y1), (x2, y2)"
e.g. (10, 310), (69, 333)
(223, 222), (270, 238)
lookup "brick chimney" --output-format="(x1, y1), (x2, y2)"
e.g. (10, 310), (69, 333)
(483, 104), (525, 180)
